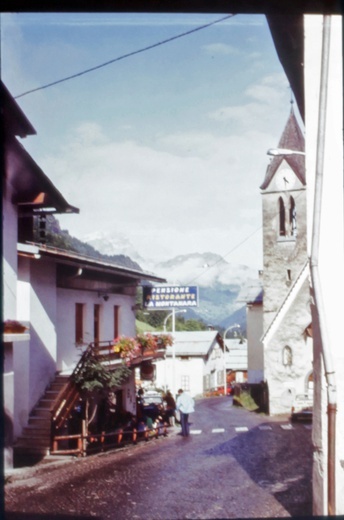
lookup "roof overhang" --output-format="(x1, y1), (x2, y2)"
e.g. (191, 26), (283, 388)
(18, 242), (166, 288)
(266, 15), (305, 121)
(261, 261), (310, 344)
(6, 135), (79, 215)
(165, 330), (223, 357)
(1, 80), (36, 138)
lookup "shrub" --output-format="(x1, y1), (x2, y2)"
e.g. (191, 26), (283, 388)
(233, 391), (259, 412)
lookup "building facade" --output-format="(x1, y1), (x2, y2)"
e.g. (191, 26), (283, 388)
(260, 108), (313, 415)
(155, 330), (225, 398)
(245, 288), (264, 385)
(303, 15), (344, 515)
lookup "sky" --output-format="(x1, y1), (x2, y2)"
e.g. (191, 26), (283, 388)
(1, 12), (300, 271)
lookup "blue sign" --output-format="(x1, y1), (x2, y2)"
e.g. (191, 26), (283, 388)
(143, 285), (199, 309)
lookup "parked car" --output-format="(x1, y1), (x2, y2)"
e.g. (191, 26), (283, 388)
(143, 391), (165, 420)
(291, 394), (313, 422)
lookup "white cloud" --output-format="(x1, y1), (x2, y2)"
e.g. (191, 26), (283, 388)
(208, 72), (288, 125)
(39, 83), (283, 272)
(202, 43), (238, 55)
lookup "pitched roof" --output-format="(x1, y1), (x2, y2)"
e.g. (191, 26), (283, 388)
(224, 338), (247, 370)
(1, 81), (36, 138)
(17, 242), (166, 285)
(261, 260), (309, 344)
(237, 284), (263, 305)
(260, 107), (305, 190)
(165, 330), (221, 357)
(6, 135), (79, 215)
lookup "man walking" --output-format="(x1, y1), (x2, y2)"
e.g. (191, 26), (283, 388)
(176, 389), (195, 437)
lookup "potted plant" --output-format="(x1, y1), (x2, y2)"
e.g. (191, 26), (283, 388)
(113, 336), (141, 364)
(156, 333), (173, 348)
(136, 332), (158, 354)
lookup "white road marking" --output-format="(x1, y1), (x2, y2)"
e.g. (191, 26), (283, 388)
(280, 424), (293, 430)
(180, 423), (303, 435)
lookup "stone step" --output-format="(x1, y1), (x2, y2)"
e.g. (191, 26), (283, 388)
(14, 445), (50, 457)
(32, 407), (52, 418)
(45, 390), (62, 398)
(28, 416), (51, 426)
(49, 382), (68, 392)
(54, 374), (70, 382)
(36, 399), (54, 409)
(21, 428), (51, 439)
(23, 422), (51, 431)
(16, 437), (51, 448)
(15, 373), (74, 459)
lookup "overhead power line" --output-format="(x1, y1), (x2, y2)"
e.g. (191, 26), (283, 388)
(186, 187), (305, 286)
(186, 224), (262, 285)
(14, 14), (235, 99)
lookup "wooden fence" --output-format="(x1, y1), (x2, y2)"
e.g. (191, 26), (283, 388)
(51, 423), (168, 457)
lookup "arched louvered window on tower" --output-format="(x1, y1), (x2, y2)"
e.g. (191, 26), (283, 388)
(279, 197), (286, 236)
(282, 346), (293, 367)
(289, 196), (297, 237)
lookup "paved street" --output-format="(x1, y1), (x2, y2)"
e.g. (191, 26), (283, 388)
(5, 397), (312, 519)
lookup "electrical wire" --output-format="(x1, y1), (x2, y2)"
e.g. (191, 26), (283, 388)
(14, 14), (235, 99)
(185, 186), (305, 286)
(186, 223), (263, 285)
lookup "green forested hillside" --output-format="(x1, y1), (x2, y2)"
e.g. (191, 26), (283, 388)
(37, 215), (142, 271)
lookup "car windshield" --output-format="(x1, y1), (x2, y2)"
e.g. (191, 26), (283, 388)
(144, 393), (163, 405)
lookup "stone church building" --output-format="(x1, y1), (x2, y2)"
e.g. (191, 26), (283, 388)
(260, 107), (313, 415)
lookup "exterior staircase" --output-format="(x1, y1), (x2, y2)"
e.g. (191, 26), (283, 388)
(13, 339), (166, 461)
(13, 374), (70, 464)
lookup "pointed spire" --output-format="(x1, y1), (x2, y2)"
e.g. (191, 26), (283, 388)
(260, 108), (305, 190)
(277, 109), (304, 152)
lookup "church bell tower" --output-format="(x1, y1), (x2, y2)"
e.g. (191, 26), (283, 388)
(260, 107), (312, 415)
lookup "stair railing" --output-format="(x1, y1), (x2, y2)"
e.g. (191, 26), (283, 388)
(51, 340), (121, 432)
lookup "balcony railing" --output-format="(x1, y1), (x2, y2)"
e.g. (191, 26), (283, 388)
(50, 338), (168, 456)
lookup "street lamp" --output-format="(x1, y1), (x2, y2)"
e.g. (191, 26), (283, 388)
(163, 309), (186, 397)
(163, 309), (187, 332)
(267, 148), (306, 157)
(223, 324), (240, 397)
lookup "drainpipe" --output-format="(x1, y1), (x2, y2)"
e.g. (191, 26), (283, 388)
(309, 14), (336, 516)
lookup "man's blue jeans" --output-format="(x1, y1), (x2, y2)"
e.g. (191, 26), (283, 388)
(180, 412), (190, 436)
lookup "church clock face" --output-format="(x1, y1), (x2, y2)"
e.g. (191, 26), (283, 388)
(276, 168), (295, 190)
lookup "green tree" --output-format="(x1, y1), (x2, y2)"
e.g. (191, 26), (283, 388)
(71, 354), (131, 433)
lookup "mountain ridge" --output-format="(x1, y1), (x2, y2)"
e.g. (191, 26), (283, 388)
(83, 231), (261, 332)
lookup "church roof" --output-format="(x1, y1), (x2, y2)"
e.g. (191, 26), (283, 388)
(261, 260), (309, 345)
(260, 107), (305, 190)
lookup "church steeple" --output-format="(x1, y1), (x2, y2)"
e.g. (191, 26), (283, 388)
(260, 108), (305, 190)
(259, 102), (312, 418)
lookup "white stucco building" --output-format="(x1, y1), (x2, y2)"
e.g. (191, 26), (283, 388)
(155, 330), (225, 398)
(304, 14), (344, 516)
(225, 337), (248, 379)
(245, 289), (264, 385)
